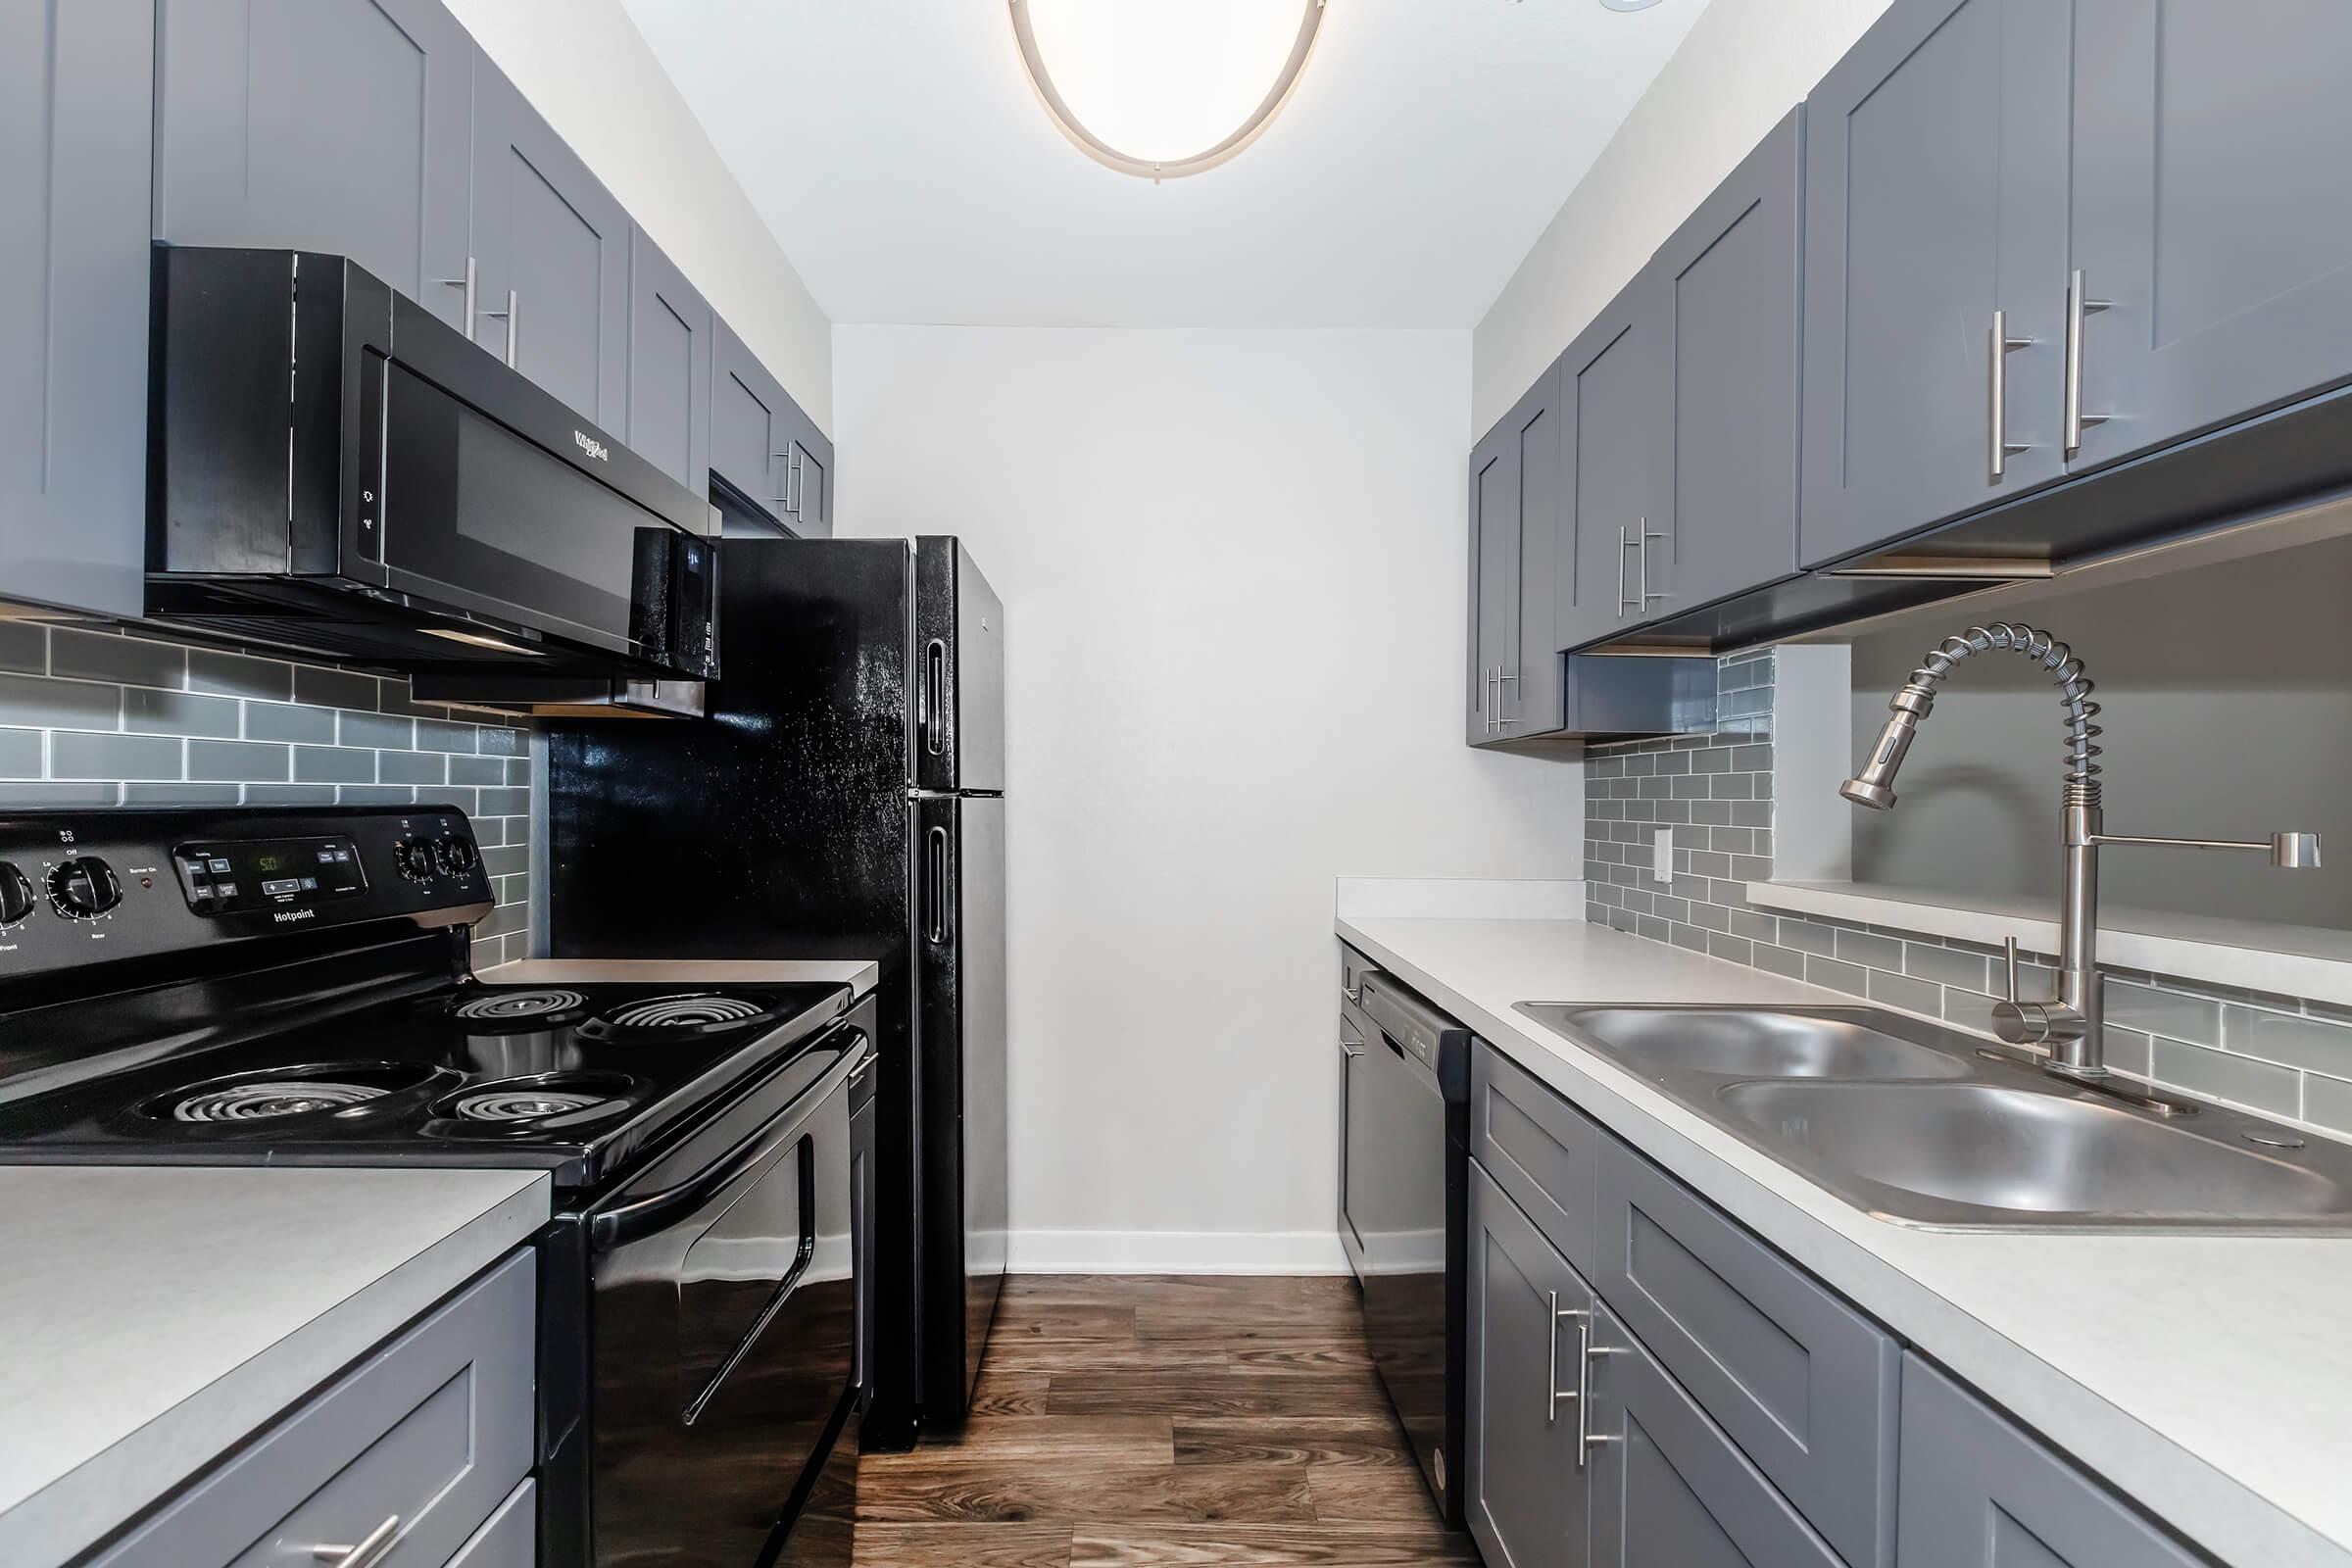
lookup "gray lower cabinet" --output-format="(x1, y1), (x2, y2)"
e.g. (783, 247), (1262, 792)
(447, 1480), (536, 1568)
(2068, 1), (2352, 472)
(90, 1250), (535, 1568)
(1587, 1302), (1842, 1568)
(0, 0), (153, 618)
(1648, 110), (1804, 612)
(1471, 1044), (1601, 1277)
(1467, 1161), (1592, 1568)
(1592, 1138), (1899, 1568)
(469, 56), (629, 429)
(153, 0), (475, 336)
(1557, 274), (1670, 653)
(1797, 0), (2072, 569)
(626, 229), (714, 496)
(1467, 367), (1564, 745)
(1897, 1355), (2202, 1568)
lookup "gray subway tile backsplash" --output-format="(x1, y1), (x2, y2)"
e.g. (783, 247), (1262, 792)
(1586, 648), (2352, 1136)
(0, 624), (535, 967)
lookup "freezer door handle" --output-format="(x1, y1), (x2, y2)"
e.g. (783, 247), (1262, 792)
(920, 639), (948, 758)
(924, 826), (950, 943)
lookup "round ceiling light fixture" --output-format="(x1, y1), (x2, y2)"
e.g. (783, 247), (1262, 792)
(1597, 0), (1667, 10)
(1008, 0), (1326, 182)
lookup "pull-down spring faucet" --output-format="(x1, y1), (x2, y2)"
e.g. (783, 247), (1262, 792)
(1843, 623), (2321, 1105)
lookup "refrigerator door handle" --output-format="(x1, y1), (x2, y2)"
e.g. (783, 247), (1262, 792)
(924, 826), (951, 944)
(921, 639), (948, 758)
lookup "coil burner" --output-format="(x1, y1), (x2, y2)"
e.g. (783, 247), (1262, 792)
(447, 988), (590, 1029)
(429, 1071), (641, 1133)
(143, 1062), (450, 1126)
(580, 993), (778, 1042)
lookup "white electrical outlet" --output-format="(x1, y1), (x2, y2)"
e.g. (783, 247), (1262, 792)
(1651, 827), (1674, 884)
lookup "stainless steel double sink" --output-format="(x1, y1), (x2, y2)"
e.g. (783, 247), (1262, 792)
(1512, 1004), (2352, 1232)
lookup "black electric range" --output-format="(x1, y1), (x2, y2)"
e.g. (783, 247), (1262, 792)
(0, 973), (854, 1192)
(0, 807), (877, 1568)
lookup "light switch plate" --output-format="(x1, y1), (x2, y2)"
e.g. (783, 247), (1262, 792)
(1651, 828), (1674, 884)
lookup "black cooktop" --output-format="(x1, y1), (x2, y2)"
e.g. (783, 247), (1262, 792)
(0, 977), (853, 1193)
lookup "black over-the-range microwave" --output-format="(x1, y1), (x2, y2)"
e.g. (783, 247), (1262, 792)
(146, 247), (717, 679)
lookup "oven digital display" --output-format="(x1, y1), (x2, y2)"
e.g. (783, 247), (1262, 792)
(172, 836), (368, 917)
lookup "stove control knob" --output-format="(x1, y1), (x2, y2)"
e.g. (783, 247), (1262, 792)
(0, 861), (34, 926)
(48, 856), (122, 919)
(394, 839), (436, 881)
(443, 837), (479, 874)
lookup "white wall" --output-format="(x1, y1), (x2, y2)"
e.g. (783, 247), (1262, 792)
(834, 325), (1585, 1270)
(1472, 0), (1896, 432)
(444, 0), (834, 431)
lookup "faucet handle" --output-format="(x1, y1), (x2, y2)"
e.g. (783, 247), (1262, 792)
(2003, 936), (2022, 1004)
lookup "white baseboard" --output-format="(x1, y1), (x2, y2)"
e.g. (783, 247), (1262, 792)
(1006, 1229), (1352, 1276)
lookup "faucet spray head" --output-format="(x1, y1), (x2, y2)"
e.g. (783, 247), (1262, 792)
(1840, 686), (1936, 810)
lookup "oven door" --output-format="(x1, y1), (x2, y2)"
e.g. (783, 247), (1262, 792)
(586, 1022), (872, 1568)
(1340, 1000), (1451, 1508)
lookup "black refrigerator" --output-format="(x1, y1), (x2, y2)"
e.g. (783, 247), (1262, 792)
(544, 536), (1008, 1450)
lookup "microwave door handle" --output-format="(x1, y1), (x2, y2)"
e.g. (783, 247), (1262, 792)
(681, 1137), (818, 1427)
(587, 1036), (864, 1251)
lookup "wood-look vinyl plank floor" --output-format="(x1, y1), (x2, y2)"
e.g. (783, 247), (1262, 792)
(853, 1275), (1471, 1567)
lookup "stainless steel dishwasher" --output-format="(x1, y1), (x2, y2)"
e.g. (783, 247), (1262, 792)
(1337, 947), (1473, 1527)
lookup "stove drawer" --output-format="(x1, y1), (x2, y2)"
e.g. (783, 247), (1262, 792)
(92, 1249), (535, 1568)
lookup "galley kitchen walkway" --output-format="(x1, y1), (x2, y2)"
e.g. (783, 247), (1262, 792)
(851, 1275), (1478, 1567)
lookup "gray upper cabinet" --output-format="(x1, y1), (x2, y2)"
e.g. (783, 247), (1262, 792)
(153, 0), (475, 335)
(2068, 1), (2352, 472)
(713, 318), (808, 532)
(626, 229), (714, 496)
(469, 55), (629, 428)
(1898, 1354), (2203, 1568)
(777, 400), (835, 539)
(1558, 274), (1670, 651)
(0, 0), (154, 618)
(1651, 111), (1804, 612)
(1797, 0), (2072, 569)
(1587, 1301), (1844, 1568)
(1468, 367), (1563, 745)
(1466, 1161), (1592, 1568)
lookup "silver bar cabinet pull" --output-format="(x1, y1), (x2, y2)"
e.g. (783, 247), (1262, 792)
(2063, 268), (2113, 457)
(439, 256), (477, 340)
(1546, 1292), (1585, 1425)
(1616, 526), (1637, 615)
(1988, 310), (2034, 480)
(482, 289), (518, 368)
(1638, 520), (1666, 607)
(314, 1515), (401, 1568)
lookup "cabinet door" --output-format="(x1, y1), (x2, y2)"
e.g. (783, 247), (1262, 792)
(0, 0), (152, 617)
(469, 56), (629, 427)
(1471, 368), (1563, 744)
(1587, 1304), (1844, 1568)
(1466, 1161), (1591, 1568)
(1898, 1355), (2203, 1568)
(626, 228), (713, 495)
(2070, 1), (2352, 471)
(1798, 0), (2072, 567)
(154, 0), (473, 333)
(712, 318), (792, 528)
(1653, 110), (1804, 612)
(1559, 276), (1669, 651)
(1466, 411), (1520, 745)
(778, 404), (835, 539)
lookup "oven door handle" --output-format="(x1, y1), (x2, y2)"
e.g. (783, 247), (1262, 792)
(588, 1035), (867, 1252)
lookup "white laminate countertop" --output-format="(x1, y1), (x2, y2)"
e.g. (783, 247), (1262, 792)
(1338, 911), (2352, 1568)
(477, 956), (881, 997)
(0, 1166), (550, 1568)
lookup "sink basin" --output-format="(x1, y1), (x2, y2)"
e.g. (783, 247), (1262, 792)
(1720, 1079), (2352, 1226)
(1526, 1005), (1972, 1081)
(1511, 1001), (2352, 1231)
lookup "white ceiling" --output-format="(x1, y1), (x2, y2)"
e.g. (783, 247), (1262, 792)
(621, 0), (1711, 329)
